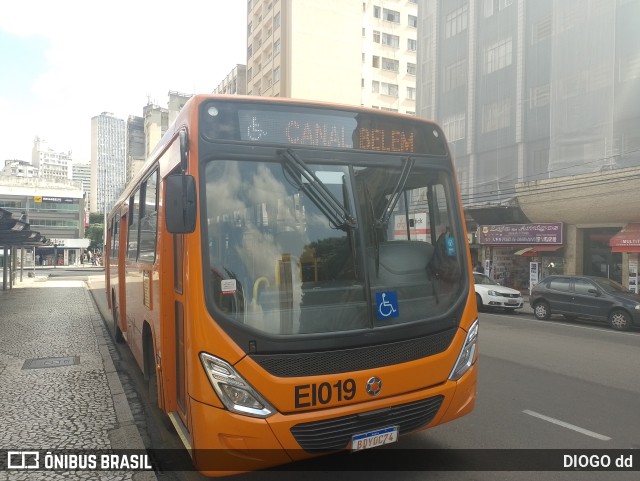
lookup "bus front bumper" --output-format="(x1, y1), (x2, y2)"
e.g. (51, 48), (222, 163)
(188, 363), (476, 475)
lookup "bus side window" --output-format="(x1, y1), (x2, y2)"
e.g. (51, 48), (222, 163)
(127, 190), (141, 260)
(139, 169), (159, 263)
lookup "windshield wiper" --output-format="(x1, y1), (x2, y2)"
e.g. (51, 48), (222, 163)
(376, 157), (415, 229)
(279, 149), (357, 231)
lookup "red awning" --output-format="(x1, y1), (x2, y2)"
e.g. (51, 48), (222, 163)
(610, 224), (640, 252)
(513, 245), (563, 257)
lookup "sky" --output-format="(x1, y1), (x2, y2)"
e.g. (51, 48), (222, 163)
(0, 0), (246, 164)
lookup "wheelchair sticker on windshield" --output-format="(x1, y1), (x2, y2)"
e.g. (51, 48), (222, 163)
(376, 291), (399, 320)
(445, 235), (456, 256)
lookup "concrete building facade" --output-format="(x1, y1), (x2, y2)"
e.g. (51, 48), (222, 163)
(31, 137), (72, 183)
(2, 160), (38, 178)
(213, 64), (247, 95)
(90, 112), (126, 214)
(71, 163), (91, 215)
(416, 0), (640, 290)
(246, 0), (418, 113)
(142, 92), (192, 172)
(0, 176), (87, 266)
(126, 115), (145, 184)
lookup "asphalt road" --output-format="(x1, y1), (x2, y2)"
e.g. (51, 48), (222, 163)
(82, 272), (639, 481)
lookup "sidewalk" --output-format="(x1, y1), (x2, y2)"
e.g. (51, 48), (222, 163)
(0, 275), (155, 480)
(521, 295), (534, 315)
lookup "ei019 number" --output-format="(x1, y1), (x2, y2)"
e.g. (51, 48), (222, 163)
(294, 379), (356, 408)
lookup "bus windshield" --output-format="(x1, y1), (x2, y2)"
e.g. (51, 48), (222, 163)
(203, 153), (465, 336)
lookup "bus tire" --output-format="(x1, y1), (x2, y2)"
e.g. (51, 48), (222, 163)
(144, 327), (159, 408)
(111, 293), (124, 343)
(148, 365), (158, 407)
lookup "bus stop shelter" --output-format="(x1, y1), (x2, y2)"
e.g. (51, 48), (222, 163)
(0, 208), (48, 290)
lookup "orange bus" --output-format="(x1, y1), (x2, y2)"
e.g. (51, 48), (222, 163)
(105, 95), (478, 475)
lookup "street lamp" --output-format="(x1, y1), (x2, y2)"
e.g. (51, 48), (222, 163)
(103, 167), (107, 246)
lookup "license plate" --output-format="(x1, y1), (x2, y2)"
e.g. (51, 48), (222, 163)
(506, 300), (518, 304)
(351, 426), (398, 452)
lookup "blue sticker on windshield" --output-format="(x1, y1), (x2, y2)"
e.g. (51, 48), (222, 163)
(445, 235), (456, 256)
(376, 291), (399, 320)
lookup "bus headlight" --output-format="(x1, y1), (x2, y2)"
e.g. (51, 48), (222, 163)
(448, 319), (479, 381)
(199, 353), (275, 418)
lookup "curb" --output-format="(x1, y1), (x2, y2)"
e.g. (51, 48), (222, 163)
(83, 281), (158, 481)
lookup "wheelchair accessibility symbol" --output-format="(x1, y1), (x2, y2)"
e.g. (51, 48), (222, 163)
(376, 291), (399, 320)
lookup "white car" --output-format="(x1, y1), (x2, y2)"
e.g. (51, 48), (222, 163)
(473, 272), (524, 312)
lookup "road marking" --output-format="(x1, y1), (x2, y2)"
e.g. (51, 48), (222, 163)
(523, 410), (611, 441)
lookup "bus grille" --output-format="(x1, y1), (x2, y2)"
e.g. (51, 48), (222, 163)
(250, 328), (457, 377)
(290, 395), (444, 453)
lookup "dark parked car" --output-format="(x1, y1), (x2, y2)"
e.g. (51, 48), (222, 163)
(530, 275), (640, 331)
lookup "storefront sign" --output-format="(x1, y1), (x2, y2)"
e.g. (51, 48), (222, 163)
(629, 254), (638, 294)
(610, 224), (640, 250)
(479, 223), (563, 245)
(38, 196), (78, 204)
(530, 262), (540, 294)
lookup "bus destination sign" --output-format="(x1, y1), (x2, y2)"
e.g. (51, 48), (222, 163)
(202, 101), (447, 155)
(238, 111), (417, 152)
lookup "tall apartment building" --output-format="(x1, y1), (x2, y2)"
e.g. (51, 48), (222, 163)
(126, 115), (145, 183)
(143, 103), (168, 160)
(416, 0), (640, 286)
(245, 0), (418, 113)
(417, 0), (640, 206)
(213, 64), (247, 95)
(90, 112), (126, 214)
(31, 137), (72, 182)
(71, 162), (91, 207)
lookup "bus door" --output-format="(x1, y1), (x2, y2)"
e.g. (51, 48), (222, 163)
(173, 232), (187, 418)
(110, 211), (129, 343)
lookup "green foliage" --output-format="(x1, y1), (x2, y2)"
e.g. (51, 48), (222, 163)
(89, 212), (104, 225)
(85, 224), (104, 249)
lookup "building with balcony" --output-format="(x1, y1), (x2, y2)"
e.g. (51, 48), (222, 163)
(213, 64), (247, 95)
(32, 137), (72, 183)
(245, 0), (418, 114)
(2, 160), (38, 178)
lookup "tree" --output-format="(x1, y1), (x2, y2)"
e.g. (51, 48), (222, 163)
(89, 212), (103, 225)
(85, 224), (104, 250)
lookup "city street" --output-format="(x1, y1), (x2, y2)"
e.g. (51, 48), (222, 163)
(1, 271), (637, 480)
(83, 274), (640, 481)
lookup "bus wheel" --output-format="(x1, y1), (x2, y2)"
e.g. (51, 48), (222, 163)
(111, 295), (124, 343)
(144, 329), (159, 408)
(148, 366), (158, 407)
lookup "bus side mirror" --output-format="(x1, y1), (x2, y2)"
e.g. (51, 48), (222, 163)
(165, 174), (196, 233)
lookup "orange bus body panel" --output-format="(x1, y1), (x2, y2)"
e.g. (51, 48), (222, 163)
(105, 94), (478, 476)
